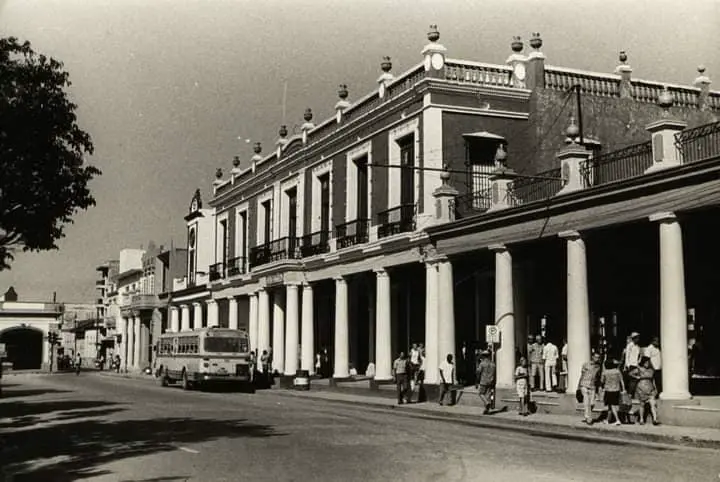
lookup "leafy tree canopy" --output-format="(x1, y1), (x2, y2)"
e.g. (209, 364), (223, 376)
(0, 37), (100, 270)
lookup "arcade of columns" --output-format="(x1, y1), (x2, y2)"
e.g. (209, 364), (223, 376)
(126, 211), (689, 400)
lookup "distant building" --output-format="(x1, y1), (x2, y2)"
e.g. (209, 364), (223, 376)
(59, 302), (102, 366)
(0, 287), (62, 370)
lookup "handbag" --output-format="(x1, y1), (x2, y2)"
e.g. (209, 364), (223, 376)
(575, 388), (584, 403)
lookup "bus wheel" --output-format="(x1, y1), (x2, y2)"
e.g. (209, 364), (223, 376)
(182, 371), (192, 391)
(159, 367), (168, 387)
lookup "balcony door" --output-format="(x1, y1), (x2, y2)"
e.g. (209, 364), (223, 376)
(355, 155), (368, 221)
(319, 173), (330, 239)
(262, 199), (272, 245)
(219, 219), (228, 267)
(286, 187), (297, 248)
(399, 137), (414, 207)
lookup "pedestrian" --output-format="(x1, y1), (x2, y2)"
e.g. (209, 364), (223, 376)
(560, 339), (568, 391)
(631, 356), (660, 425)
(315, 352), (322, 376)
(515, 356), (530, 416)
(577, 352), (602, 424)
(624, 332), (641, 395)
(114, 354), (121, 373)
(601, 359), (625, 426)
(542, 338), (559, 392)
(438, 353), (455, 406)
(528, 335), (544, 391)
(260, 349), (271, 386)
(75, 353), (82, 376)
(416, 348), (426, 403)
(409, 343), (420, 391)
(644, 337), (662, 395)
(475, 350), (496, 415)
(392, 352), (410, 405)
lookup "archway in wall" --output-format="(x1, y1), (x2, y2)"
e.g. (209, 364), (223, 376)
(0, 326), (44, 369)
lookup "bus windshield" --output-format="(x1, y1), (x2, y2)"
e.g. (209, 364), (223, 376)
(203, 337), (247, 353)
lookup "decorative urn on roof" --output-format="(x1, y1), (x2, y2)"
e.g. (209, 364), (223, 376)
(566, 116), (580, 142)
(338, 84), (349, 100)
(232, 156), (240, 168)
(511, 36), (523, 53)
(658, 86), (673, 111)
(303, 108), (313, 122)
(253, 142), (262, 155)
(529, 32), (542, 51)
(215, 168), (223, 179)
(428, 24), (440, 42)
(381, 56), (392, 73)
(619, 50), (628, 64)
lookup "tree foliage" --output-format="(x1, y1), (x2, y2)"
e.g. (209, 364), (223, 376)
(0, 37), (100, 270)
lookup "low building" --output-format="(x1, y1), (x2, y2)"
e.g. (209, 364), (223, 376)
(0, 287), (62, 370)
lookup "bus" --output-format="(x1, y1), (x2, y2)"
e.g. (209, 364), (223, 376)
(154, 327), (254, 392)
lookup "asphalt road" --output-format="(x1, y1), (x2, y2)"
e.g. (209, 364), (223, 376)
(1, 374), (719, 482)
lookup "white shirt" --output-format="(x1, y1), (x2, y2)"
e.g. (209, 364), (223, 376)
(439, 361), (454, 384)
(625, 342), (640, 369)
(644, 344), (661, 370)
(542, 343), (559, 365)
(410, 349), (420, 364)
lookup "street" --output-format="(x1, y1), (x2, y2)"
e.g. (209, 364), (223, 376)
(1, 374), (719, 482)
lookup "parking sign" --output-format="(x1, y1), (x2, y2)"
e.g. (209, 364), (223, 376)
(485, 325), (500, 344)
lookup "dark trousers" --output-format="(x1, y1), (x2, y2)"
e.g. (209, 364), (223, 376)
(396, 374), (409, 403)
(438, 382), (454, 405)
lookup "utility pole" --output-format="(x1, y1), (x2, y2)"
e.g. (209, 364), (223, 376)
(574, 84), (584, 144)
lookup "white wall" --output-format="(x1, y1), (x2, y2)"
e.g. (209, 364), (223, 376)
(119, 249), (144, 273)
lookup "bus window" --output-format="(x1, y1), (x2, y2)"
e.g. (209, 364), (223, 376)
(204, 336), (248, 353)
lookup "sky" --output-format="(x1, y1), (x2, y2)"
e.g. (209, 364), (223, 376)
(0, 0), (718, 303)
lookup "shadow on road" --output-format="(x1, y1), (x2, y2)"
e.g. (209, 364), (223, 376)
(2, 414), (285, 481)
(0, 388), (72, 400)
(1, 399), (121, 419)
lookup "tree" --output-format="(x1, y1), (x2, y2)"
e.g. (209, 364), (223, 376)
(0, 37), (100, 270)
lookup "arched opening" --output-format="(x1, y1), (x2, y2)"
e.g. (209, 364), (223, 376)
(0, 326), (44, 369)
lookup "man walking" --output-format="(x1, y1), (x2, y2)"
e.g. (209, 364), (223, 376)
(393, 352), (410, 405)
(644, 337), (662, 395)
(624, 332), (641, 395)
(438, 353), (455, 406)
(578, 352), (602, 424)
(476, 351), (496, 415)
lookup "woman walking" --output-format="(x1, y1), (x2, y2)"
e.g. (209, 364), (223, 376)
(632, 356), (660, 425)
(515, 357), (530, 416)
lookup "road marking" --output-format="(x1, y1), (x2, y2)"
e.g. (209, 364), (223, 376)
(178, 446), (199, 454)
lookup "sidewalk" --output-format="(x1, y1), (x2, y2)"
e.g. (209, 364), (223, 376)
(271, 388), (720, 450)
(91, 371), (720, 449)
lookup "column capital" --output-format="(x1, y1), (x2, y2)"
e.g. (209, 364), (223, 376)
(373, 268), (389, 277)
(285, 281), (301, 288)
(301, 281), (313, 289)
(169, 306), (179, 312)
(192, 301), (202, 307)
(333, 275), (347, 283)
(489, 243), (508, 252)
(649, 211), (677, 223)
(206, 299), (217, 305)
(227, 296), (238, 303)
(558, 230), (582, 240)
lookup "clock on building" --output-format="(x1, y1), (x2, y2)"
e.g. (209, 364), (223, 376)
(189, 188), (202, 214)
(431, 52), (445, 70)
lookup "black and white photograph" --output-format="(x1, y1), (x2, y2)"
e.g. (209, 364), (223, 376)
(1, 0), (720, 480)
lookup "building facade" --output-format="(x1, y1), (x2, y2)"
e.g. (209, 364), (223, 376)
(167, 27), (719, 399)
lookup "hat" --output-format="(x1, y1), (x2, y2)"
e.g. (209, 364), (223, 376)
(630, 332), (640, 338)
(480, 350), (490, 357)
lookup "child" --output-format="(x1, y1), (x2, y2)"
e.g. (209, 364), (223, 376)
(601, 359), (625, 426)
(515, 357), (530, 416)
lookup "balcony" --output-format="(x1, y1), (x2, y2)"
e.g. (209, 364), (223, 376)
(335, 219), (369, 248)
(209, 262), (224, 281)
(509, 167), (564, 206)
(249, 236), (300, 269)
(676, 120), (720, 164)
(580, 141), (653, 187)
(377, 204), (416, 238)
(130, 294), (161, 310)
(300, 230), (330, 257)
(227, 256), (246, 277)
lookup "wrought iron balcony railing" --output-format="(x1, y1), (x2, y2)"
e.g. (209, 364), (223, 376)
(300, 230), (330, 257)
(454, 188), (492, 219)
(509, 167), (564, 206)
(377, 204), (416, 238)
(335, 219), (369, 248)
(209, 262), (224, 281)
(580, 141), (653, 187)
(249, 236), (300, 269)
(226, 256), (246, 277)
(676, 120), (720, 164)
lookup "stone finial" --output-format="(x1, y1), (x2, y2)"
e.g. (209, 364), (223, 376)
(278, 125), (288, 138)
(440, 163), (451, 185)
(566, 116), (580, 143)
(335, 84), (351, 123)
(381, 56), (392, 73)
(303, 108), (313, 122)
(301, 108), (315, 144)
(253, 142), (262, 155)
(694, 65), (712, 111)
(658, 85), (673, 116)
(338, 84), (349, 100)
(428, 25), (440, 42)
(232, 156), (240, 168)
(619, 50), (628, 64)
(615, 50), (633, 98)
(529, 32), (542, 51)
(215, 168), (223, 179)
(494, 144), (508, 167)
(511, 36), (523, 53)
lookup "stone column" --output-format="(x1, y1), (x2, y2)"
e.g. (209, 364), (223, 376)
(374, 269), (392, 381)
(42, 332), (50, 369)
(125, 317), (134, 370)
(284, 283), (300, 376)
(207, 299), (219, 328)
(118, 316), (127, 370)
(424, 261), (440, 384)
(180, 305), (190, 332)
(133, 315), (141, 369)
(169, 306), (179, 333)
(248, 293), (258, 353)
(437, 259), (456, 368)
(140, 320), (150, 367)
(301, 283), (315, 374)
(559, 230), (591, 394)
(491, 244), (515, 389)
(650, 212), (690, 399)
(257, 289), (270, 365)
(193, 302), (203, 329)
(272, 291), (285, 374)
(334, 276), (350, 378)
(228, 297), (238, 330)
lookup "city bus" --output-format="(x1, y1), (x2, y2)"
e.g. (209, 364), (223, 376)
(155, 327), (254, 392)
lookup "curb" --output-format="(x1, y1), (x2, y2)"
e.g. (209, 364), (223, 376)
(269, 390), (720, 450)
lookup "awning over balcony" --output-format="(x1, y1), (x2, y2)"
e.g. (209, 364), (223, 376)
(462, 131), (506, 141)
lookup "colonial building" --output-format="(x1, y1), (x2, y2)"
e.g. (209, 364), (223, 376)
(168, 27), (719, 403)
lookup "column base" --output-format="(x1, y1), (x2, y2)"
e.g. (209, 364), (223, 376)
(369, 378), (394, 390)
(659, 391), (692, 401)
(277, 375), (295, 389)
(329, 376), (352, 387)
